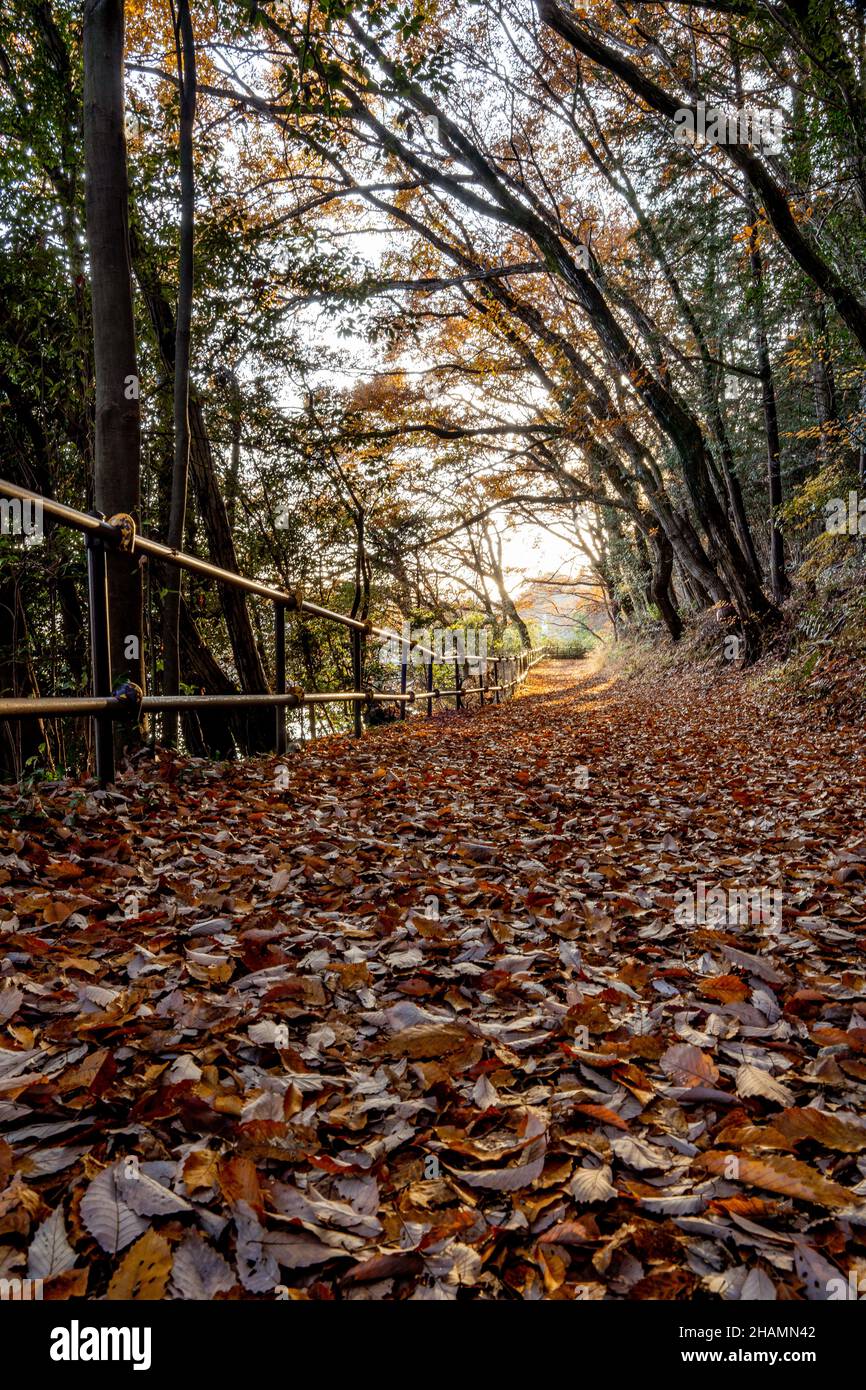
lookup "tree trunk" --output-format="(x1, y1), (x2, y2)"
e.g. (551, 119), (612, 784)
(83, 0), (144, 702)
(741, 177), (787, 601)
(484, 522), (530, 647)
(808, 294), (842, 470)
(163, 0), (197, 747)
(187, 397), (273, 748)
(178, 597), (243, 757)
(649, 531), (682, 642)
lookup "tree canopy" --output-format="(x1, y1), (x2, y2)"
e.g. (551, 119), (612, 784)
(2, 0), (865, 773)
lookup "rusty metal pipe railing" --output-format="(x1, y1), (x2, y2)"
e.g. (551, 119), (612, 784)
(0, 479), (436, 651)
(0, 697), (119, 717)
(0, 478), (546, 781)
(0, 480), (114, 538)
(0, 659), (540, 719)
(0, 668), (543, 720)
(0, 688), (421, 718)
(0, 665), (550, 721)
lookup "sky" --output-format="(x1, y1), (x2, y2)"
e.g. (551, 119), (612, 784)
(290, 253), (591, 595)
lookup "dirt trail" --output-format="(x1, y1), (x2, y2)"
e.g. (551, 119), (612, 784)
(1, 658), (865, 1300)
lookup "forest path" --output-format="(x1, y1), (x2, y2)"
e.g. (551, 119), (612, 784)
(3, 657), (866, 1299)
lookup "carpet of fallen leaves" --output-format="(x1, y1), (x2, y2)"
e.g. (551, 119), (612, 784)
(1, 658), (866, 1302)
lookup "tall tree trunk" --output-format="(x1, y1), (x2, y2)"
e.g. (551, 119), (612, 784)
(808, 294), (843, 470)
(734, 34), (787, 603)
(83, 0), (144, 700)
(187, 398), (272, 748)
(649, 530), (682, 642)
(224, 369), (243, 530)
(581, 142), (764, 593)
(162, 0), (196, 747)
(743, 195), (787, 602)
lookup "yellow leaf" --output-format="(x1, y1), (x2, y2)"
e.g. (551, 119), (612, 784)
(106, 1230), (172, 1300)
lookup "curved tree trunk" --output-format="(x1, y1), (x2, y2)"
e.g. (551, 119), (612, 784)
(649, 531), (682, 642)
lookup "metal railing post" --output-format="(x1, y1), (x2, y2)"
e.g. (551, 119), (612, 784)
(351, 628), (363, 737)
(400, 635), (408, 719)
(85, 528), (115, 785)
(454, 658), (461, 710)
(426, 655), (433, 716)
(493, 658), (500, 704)
(274, 603), (286, 754)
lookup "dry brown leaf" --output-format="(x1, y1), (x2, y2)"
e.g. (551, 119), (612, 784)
(697, 1151), (854, 1209)
(774, 1107), (866, 1153)
(661, 1042), (719, 1088)
(735, 1064), (795, 1107)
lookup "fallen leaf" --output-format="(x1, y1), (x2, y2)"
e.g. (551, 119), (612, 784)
(106, 1229), (172, 1300)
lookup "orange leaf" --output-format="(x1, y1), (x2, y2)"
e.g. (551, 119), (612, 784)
(106, 1229), (172, 1300)
(697, 1151), (853, 1209)
(573, 1103), (629, 1131)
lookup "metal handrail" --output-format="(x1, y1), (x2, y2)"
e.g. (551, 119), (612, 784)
(0, 477), (547, 782)
(0, 664), (546, 720)
(0, 478), (428, 646)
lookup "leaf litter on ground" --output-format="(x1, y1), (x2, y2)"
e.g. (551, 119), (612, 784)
(1, 659), (865, 1300)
